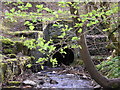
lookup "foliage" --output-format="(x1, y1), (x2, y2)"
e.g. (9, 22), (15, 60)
(3, 2), (119, 70)
(97, 56), (120, 78)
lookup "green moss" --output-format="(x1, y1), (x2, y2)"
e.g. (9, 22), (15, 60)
(6, 58), (17, 62)
(96, 56), (120, 78)
(7, 81), (21, 86)
(1, 39), (14, 45)
(3, 49), (14, 54)
(1, 39), (16, 54)
(7, 54), (16, 58)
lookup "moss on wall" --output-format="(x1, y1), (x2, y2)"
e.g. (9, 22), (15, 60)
(0, 56), (32, 83)
(1, 39), (29, 55)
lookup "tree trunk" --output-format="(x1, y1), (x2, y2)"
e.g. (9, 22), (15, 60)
(69, 2), (120, 88)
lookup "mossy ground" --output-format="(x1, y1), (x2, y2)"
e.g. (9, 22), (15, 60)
(96, 56), (120, 78)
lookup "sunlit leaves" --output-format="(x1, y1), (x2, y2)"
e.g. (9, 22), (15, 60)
(58, 32), (66, 38)
(27, 64), (32, 68)
(24, 20), (29, 25)
(60, 48), (67, 54)
(18, 5), (28, 10)
(87, 20), (99, 27)
(23, 39), (36, 50)
(50, 58), (57, 67)
(53, 23), (63, 28)
(74, 10), (78, 14)
(57, 10), (63, 13)
(74, 23), (83, 27)
(44, 8), (52, 13)
(72, 36), (79, 41)
(103, 28), (110, 31)
(25, 3), (32, 7)
(36, 58), (46, 63)
(36, 4), (43, 8)
(48, 45), (56, 53)
(29, 26), (35, 30)
(10, 8), (15, 13)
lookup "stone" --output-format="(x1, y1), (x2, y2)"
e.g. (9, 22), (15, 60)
(50, 79), (58, 84)
(11, 31), (43, 39)
(43, 21), (74, 43)
(7, 54), (16, 58)
(23, 80), (37, 86)
(38, 79), (45, 85)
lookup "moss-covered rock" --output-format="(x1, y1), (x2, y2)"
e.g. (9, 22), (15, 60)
(1, 38), (14, 45)
(7, 81), (21, 86)
(3, 49), (14, 54)
(0, 56), (32, 83)
(1, 39), (15, 54)
(7, 54), (16, 58)
(1, 38), (30, 55)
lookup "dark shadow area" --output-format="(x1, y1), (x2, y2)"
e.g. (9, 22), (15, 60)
(53, 48), (74, 65)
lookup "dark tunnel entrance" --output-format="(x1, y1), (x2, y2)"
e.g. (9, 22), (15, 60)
(52, 48), (74, 65)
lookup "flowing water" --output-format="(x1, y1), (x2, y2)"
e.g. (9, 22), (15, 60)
(23, 68), (94, 89)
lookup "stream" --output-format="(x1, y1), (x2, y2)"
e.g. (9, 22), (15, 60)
(22, 67), (94, 89)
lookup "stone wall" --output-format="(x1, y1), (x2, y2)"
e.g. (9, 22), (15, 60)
(0, 39), (32, 83)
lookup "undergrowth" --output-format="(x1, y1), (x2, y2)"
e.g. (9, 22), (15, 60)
(97, 56), (120, 78)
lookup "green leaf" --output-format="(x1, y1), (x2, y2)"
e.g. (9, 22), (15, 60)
(103, 28), (109, 31)
(44, 8), (52, 12)
(53, 24), (58, 27)
(37, 9), (42, 12)
(55, 14), (59, 18)
(60, 48), (66, 54)
(58, 10), (63, 13)
(71, 44), (77, 48)
(92, 10), (96, 14)
(78, 28), (82, 33)
(29, 26), (35, 30)
(41, 65), (44, 69)
(74, 10), (77, 14)
(18, 6), (23, 9)
(27, 64), (32, 68)
(24, 21), (30, 25)
(72, 37), (79, 40)
(10, 8), (15, 12)
(36, 5), (43, 8)
(25, 3), (32, 7)
(74, 23), (83, 27)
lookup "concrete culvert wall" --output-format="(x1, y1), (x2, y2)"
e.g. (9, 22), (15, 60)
(52, 48), (74, 65)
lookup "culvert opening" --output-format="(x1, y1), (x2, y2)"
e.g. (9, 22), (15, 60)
(53, 48), (74, 65)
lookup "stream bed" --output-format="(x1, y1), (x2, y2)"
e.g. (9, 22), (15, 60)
(22, 67), (94, 89)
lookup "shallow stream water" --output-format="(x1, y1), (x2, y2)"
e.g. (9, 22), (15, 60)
(23, 69), (94, 89)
